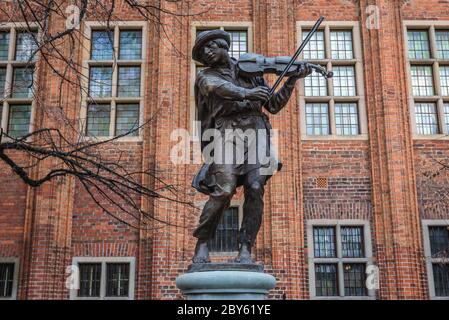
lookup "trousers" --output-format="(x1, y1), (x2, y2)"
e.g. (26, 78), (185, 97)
(193, 169), (266, 246)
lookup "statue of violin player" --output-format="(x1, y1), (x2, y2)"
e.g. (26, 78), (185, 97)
(191, 17), (332, 264)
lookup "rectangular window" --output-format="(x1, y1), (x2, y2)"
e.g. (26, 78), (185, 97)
(330, 31), (353, 60)
(0, 263), (15, 298)
(86, 104), (110, 137)
(0, 32), (9, 60)
(15, 31), (37, 61)
(304, 70), (327, 96)
(116, 104), (139, 136)
(299, 23), (365, 138)
(308, 221), (373, 298)
(335, 103), (359, 136)
(333, 66), (356, 97)
(8, 104), (31, 137)
(315, 264), (338, 296)
(411, 66), (434, 96)
(12, 67), (34, 98)
(306, 103), (329, 136)
(429, 226), (449, 256)
(406, 24), (449, 136)
(341, 226), (364, 258)
(415, 103), (439, 135)
(209, 206), (239, 252)
(71, 258), (135, 300)
(343, 263), (367, 296)
(407, 30), (431, 59)
(228, 30), (247, 59)
(433, 264), (449, 297)
(0, 27), (37, 140)
(91, 30), (114, 60)
(303, 30), (325, 60)
(89, 67), (112, 97)
(118, 67), (141, 97)
(313, 226), (336, 258)
(84, 24), (144, 138)
(440, 66), (449, 96)
(106, 263), (130, 297)
(435, 30), (449, 59)
(119, 30), (142, 60)
(78, 263), (102, 298)
(423, 222), (449, 299)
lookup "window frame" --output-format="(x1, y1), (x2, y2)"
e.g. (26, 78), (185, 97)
(196, 199), (243, 255)
(0, 257), (19, 300)
(70, 257), (135, 300)
(0, 23), (40, 141)
(403, 21), (449, 139)
(190, 22), (253, 139)
(297, 21), (368, 141)
(80, 21), (147, 141)
(307, 219), (375, 300)
(422, 220), (449, 300)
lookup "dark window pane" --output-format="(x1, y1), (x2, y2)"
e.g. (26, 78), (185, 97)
(89, 67), (112, 97)
(119, 30), (142, 60)
(209, 206), (239, 252)
(0, 67), (6, 98)
(118, 67), (140, 97)
(0, 263), (15, 298)
(0, 32), (9, 61)
(432, 263), (449, 297)
(313, 226), (336, 258)
(78, 263), (101, 297)
(91, 30), (114, 60)
(343, 263), (367, 296)
(87, 104), (110, 137)
(12, 67), (34, 98)
(15, 31), (37, 61)
(106, 263), (130, 297)
(116, 104), (139, 136)
(8, 104), (31, 137)
(315, 264), (338, 296)
(341, 226), (364, 258)
(429, 226), (449, 257)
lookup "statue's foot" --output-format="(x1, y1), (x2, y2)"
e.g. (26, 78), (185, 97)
(233, 244), (254, 264)
(192, 240), (210, 264)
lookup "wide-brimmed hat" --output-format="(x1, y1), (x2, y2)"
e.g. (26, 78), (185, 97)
(192, 29), (231, 64)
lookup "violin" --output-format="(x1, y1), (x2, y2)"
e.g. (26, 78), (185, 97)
(237, 53), (333, 79)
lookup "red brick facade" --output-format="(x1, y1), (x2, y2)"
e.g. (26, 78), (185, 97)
(0, 0), (448, 300)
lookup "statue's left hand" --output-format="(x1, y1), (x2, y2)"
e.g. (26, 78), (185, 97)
(289, 62), (313, 80)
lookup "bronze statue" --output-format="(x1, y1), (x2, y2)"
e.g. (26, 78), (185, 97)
(191, 18), (330, 264)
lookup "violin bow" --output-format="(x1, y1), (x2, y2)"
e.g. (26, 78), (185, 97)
(267, 16), (325, 102)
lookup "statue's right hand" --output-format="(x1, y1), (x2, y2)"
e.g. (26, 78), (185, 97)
(244, 86), (270, 102)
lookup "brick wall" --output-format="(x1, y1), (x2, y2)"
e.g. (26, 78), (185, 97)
(0, 0), (448, 300)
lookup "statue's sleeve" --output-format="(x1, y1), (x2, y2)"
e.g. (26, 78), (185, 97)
(196, 72), (246, 101)
(260, 77), (296, 114)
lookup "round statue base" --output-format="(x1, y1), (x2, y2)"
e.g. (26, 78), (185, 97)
(176, 263), (276, 300)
